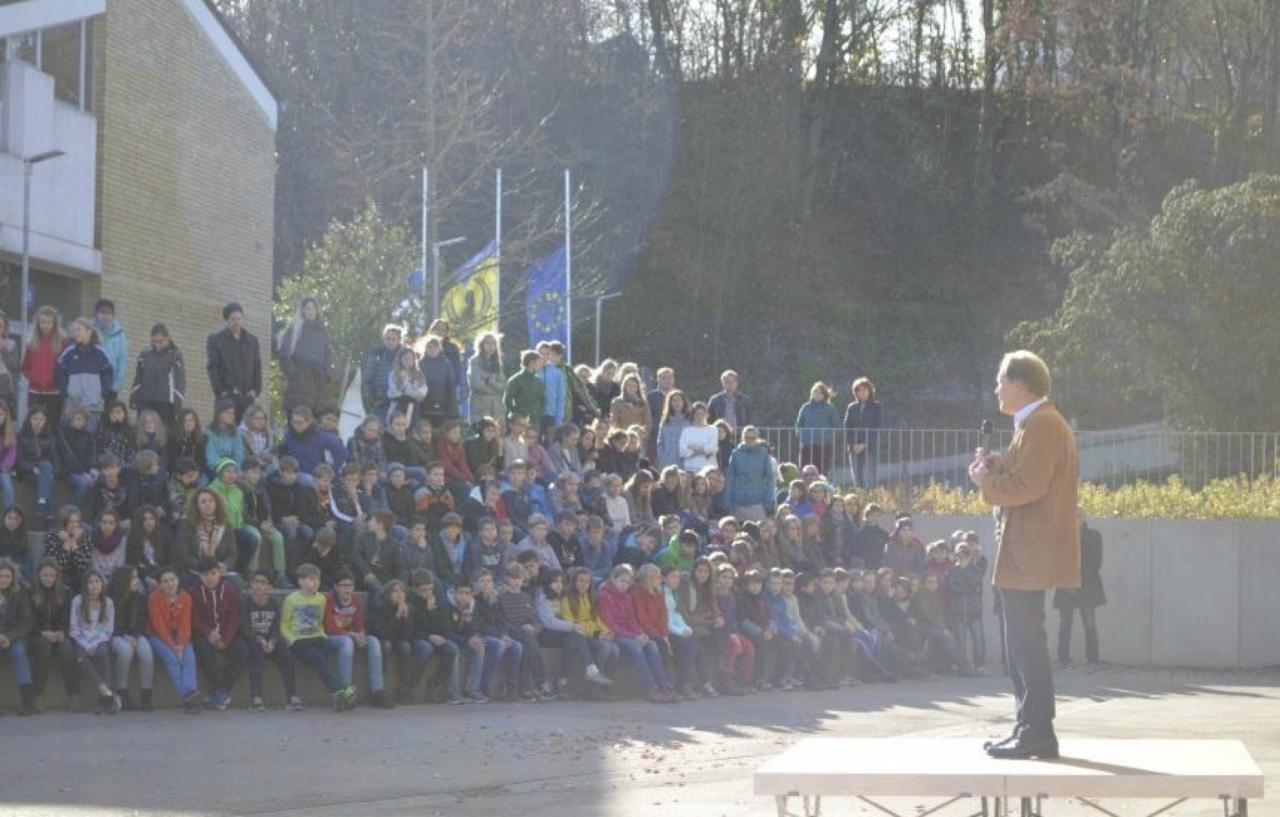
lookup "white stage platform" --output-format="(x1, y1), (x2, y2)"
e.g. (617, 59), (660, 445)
(754, 738), (1264, 817)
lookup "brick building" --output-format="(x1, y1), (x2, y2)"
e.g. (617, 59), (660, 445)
(1, 0), (276, 417)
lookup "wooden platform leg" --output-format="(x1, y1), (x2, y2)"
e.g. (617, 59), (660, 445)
(981, 797), (989, 817)
(775, 795), (787, 817)
(1237, 799), (1248, 817)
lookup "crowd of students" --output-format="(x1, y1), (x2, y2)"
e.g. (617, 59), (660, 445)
(0, 297), (998, 717)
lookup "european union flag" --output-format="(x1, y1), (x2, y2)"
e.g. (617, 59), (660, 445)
(525, 246), (567, 345)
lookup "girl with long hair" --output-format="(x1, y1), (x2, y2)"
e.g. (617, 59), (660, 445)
(125, 506), (170, 588)
(18, 407), (56, 524)
(277, 296), (333, 414)
(108, 565), (153, 711)
(655, 390), (691, 470)
(467, 332), (505, 430)
(22, 306), (68, 424)
(69, 570), (120, 713)
(167, 408), (207, 478)
(609, 373), (650, 433)
(0, 399), (17, 512)
(29, 559), (78, 711)
(387, 346), (428, 422)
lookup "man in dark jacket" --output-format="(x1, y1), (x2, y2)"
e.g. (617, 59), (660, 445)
(708, 370), (752, 430)
(361, 324), (403, 418)
(418, 336), (458, 424)
(130, 323), (186, 428)
(1053, 513), (1105, 671)
(351, 510), (409, 595)
(206, 302), (262, 423)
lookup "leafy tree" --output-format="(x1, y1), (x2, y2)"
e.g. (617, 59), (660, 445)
(1012, 174), (1280, 430)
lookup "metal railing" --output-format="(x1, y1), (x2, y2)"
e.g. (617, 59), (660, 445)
(756, 423), (1280, 490)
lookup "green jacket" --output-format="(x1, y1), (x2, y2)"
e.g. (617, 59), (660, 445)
(655, 538), (694, 573)
(504, 368), (544, 424)
(210, 460), (246, 528)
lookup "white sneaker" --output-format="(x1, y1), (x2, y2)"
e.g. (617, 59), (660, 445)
(585, 665), (614, 685)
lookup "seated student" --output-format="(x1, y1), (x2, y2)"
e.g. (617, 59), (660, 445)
(325, 569), (391, 709)
(832, 568), (896, 682)
(496, 519), (517, 562)
(90, 453), (131, 526)
(89, 508), (127, 583)
(434, 420), (475, 491)
(500, 460), (537, 538)
(658, 564), (713, 698)
(173, 488), (238, 579)
(472, 569), (518, 699)
(0, 509), (26, 579)
(712, 564), (755, 694)
(301, 527), (347, 591)
(946, 535), (987, 671)
(545, 512), (582, 572)
(0, 558), (36, 715)
(369, 578), (415, 702)
(413, 462), (455, 531)
(850, 570), (906, 674)
(795, 571), (840, 689)
(763, 569), (803, 689)
(276, 406), (347, 483)
(241, 569), (303, 712)
(910, 571), (968, 675)
(546, 425), (584, 481)
(317, 406), (343, 439)
(148, 567), (204, 713)
(189, 558), (247, 710)
(69, 570), (119, 714)
(266, 456), (320, 574)
(382, 413), (429, 485)
(167, 457), (201, 527)
(281, 563), (355, 711)
(357, 463), (388, 517)
(205, 397), (247, 476)
(405, 570), (464, 704)
(737, 569), (780, 689)
(400, 517), (436, 577)
(209, 459), (260, 575)
(511, 513), (562, 573)
(238, 403), (278, 472)
(240, 457), (288, 583)
(350, 510), (408, 599)
(535, 569), (615, 695)
(329, 463), (365, 547)
(129, 450), (169, 522)
(56, 407), (99, 508)
(498, 562), (556, 701)
(446, 577), (493, 703)
(18, 407), (58, 526)
(29, 560), (79, 711)
(596, 564), (678, 703)
(811, 568), (860, 685)
(501, 415), (530, 471)
(657, 529), (699, 573)
(432, 512), (470, 590)
(309, 463), (337, 531)
(134, 410), (168, 466)
(96, 400), (136, 467)
(43, 505), (92, 592)
(406, 418), (436, 472)
(107, 565), (153, 711)
(614, 524), (662, 570)
(600, 475), (630, 539)
(383, 464), (417, 530)
(167, 410), (206, 481)
(778, 570), (822, 689)
(459, 516), (502, 580)
(465, 417), (502, 477)
(578, 516), (616, 584)
(347, 415), (387, 472)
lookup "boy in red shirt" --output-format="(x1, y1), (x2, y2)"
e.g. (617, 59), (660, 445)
(324, 569), (391, 708)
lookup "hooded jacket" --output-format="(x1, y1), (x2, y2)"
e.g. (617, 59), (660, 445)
(277, 426), (347, 475)
(190, 578), (241, 644)
(97, 320), (129, 394)
(56, 341), (114, 411)
(130, 341), (186, 410)
(725, 441), (776, 511)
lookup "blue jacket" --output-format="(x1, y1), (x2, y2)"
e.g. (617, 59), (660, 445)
(55, 342), (114, 413)
(725, 441), (775, 511)
(765, 588), (795, 638)
(205, 428), (245, 474)
(539, 364), (566, 424)
(97, 320), (129, 394)
(656, 416), (689, 470)
(795, 400), (840, 445)
(277, 426), (347, 475)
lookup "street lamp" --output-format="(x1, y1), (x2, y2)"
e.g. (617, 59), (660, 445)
(20, 149), (65, 360)
(431, 235), (467, 322)
(594, 291), (622, 365)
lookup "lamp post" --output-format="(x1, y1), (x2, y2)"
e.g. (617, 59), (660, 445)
(20, 149), (65, 360)
(594, 291), (622, 365)
(430, 236), (467, 323)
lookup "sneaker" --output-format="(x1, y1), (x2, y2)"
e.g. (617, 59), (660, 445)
(339, 686), (358, 710)
(250, 695), (266, 712)
(520, 689), (539, 703)
(585, 665), (614, 686)
(286, 695), (304, 712)
(701, 682), (719, 697)
(537, 683), (558, 701)
(214, 692), (231, 711)
(466, 691), (489, 704)
(182, 691), (204, 714)
(447, 693), (467, 705)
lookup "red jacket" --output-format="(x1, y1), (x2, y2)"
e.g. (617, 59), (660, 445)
(324, 591), (366, 635)
(631, 587), (668, 638)
(190, 580), (241, 644)
(435, 438), (474, 485)
(596, 580), (643, 638)
(23, 336), (68, 393)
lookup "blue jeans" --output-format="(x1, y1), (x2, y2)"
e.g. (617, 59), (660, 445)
(326, 634), (381, 691)
(413, 638), (459, 694)
(0, 472), (13, 512)
(2, 640), (31, 685)
(480, 635), (509, 693)
(68, 472), (94, 507)
(615, 637), (671, 690)
(448, 635), (496, 695)
(111, 635), (154, 690)
(26, 460), (54, 511)
(669, 633), (711, 686)
(289, 637), (342, 693)
(149, 637), (198, 698)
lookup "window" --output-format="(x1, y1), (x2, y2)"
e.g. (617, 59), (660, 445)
(0, 261), (85, 335)
(40, 22), (86, 109)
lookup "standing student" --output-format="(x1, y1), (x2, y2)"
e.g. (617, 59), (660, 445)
(242, 569), (303, 712)
(29, 560), (79, 711)
(844, 377), (882, 488)
(468, 333), (505, 430)
(325, 569), (391, 708)
(417, 336), (459, 426)
(1054, 512), (1105, 672)
(56, 318), (115, 432)
(708, 370), (752, 430)
(679, 403), (719, 473)
(108, 565), (153, 711)
(93, 299), (128, 398)
(282, 563), (354, 710)
(362, 324), (404, 419)
(189, 558), (247, 710)
(0, 558), (36, 714)
(795, 382), (839, 477)
(206, 302), (263, 424)
(596, 564), (678, 703)
(655, 390), (691, 470)
(276, 296), (333, 414)
(23, 306), (69, 425)
(129, 323), (186, 429)
(148, 567), (203, 713)
(504, 351), (545, 428)
(70, 570), (120, 714)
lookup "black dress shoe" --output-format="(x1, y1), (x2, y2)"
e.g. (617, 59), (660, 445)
(983, 725), (1024, 751)
(986, 735), (1059, 760)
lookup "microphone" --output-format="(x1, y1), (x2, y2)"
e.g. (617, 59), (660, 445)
(980, 419), (994, 450)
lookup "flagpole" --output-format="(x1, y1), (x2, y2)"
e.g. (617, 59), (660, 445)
(495, 168), (502, 337)
(564, 167), (572, 364)
(421, 166), (430, 312)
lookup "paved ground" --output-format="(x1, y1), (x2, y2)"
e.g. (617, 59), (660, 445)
(1, 666), (1277, 817)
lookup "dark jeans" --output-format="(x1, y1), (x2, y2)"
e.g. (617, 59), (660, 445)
(193, 637), (249, 693)
(999, 588), (1056, 738)
(1057, 605), (1099, 665)
(850, 449), (878, 488)
(247, 640), (297, 698)
(141, 401), (178, 431)
(289, 637), (342, 693)
(30, 636), (79, 696)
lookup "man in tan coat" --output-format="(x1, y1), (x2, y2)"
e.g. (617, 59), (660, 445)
(970, 350), (1079, 759)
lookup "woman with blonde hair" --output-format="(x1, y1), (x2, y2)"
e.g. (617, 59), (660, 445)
(609, 373), (650, 433)
(467, 332), (505, 430)
(22, 306), (68, 424)
(276, 296), (332, 414)
(795, 381), (839, 477)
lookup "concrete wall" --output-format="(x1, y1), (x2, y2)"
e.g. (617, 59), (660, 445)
(911, 515), (1280, 669)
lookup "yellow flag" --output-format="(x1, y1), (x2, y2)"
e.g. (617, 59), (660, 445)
(441, 252), (498, 342)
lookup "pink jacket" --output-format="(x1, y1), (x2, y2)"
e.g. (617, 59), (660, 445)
(596, 580), (643, 638)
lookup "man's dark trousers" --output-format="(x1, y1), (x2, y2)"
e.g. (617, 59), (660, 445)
(999, 587), (1055, 738)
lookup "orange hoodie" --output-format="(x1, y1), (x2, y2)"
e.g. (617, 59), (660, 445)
(148, 588), (193, 651)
